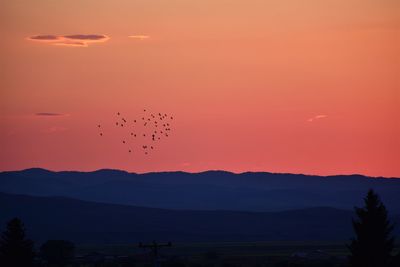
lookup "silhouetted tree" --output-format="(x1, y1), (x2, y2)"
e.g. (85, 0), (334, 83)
(348, 189), (395, 267)
(0, 217), (35, 266)
(40, 240), (75, 266)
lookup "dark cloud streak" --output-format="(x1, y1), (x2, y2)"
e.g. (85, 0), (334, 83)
(27, 34), (109, 47)
(29, 35), (60, 40)
(35, 113), (66, 117)
(63, 34), (107, 40)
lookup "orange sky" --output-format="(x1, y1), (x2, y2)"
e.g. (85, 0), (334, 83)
(1, 0), (399, 177)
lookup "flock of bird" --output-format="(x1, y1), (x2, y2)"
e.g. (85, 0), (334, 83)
(97, 109), (174, 155)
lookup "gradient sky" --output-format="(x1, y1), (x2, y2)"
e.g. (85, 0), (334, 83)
(1, 0), (399, 177)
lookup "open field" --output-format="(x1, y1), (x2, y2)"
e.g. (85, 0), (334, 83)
(77, 240), (352, 257)
(73, 241), (400, 267)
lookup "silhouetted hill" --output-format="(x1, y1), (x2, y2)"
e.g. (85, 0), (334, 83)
(4, 192), (399, 244)
(1, 169), (400, 212)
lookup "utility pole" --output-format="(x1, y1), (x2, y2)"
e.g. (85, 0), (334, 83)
(139, 240), (172, 267)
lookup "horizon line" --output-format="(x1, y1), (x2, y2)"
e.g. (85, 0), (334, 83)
(0, 167), (398, 179)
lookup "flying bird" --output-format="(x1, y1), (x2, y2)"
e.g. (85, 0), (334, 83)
(96, 109), (174, 157)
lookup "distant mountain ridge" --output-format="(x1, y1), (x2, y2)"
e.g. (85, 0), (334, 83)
(4, 192), (400, 244)
(1, 168), (400, 212)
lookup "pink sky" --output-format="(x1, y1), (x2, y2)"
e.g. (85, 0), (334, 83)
(0, 0), (399, 177)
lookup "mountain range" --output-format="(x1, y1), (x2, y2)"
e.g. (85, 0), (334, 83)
(4, 192), (400, 244)
(1, 168), (399, 212)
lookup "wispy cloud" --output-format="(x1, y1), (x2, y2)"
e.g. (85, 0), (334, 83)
(307, 114), (327, 122)
(29, 35), (60, 41)
(63, 34), (108, 40)
(35, 113), (68, 117)
(27, 34), (109, 47)
(128, 35), (150, 40)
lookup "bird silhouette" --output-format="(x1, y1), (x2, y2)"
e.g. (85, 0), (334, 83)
(97, 109), (174, 157)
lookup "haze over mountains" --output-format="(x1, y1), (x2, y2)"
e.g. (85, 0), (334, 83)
(1, 169), (400, 243)
(3, 192), (400, 243)
(1, 168), (400, 212)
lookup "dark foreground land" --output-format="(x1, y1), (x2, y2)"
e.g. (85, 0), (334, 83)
(48, 241), (400, 267)
(1, 170), (400, 266)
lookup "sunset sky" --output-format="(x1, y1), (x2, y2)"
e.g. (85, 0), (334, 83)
(1, 0), (399, 177)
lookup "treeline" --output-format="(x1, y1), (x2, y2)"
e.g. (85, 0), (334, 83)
(1, 190), (400, 267)
(0, 218), (74, 266)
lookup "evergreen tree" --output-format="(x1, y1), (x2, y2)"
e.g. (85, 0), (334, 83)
(0, 217), (35, 267)
(348, 189), (395, 267)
